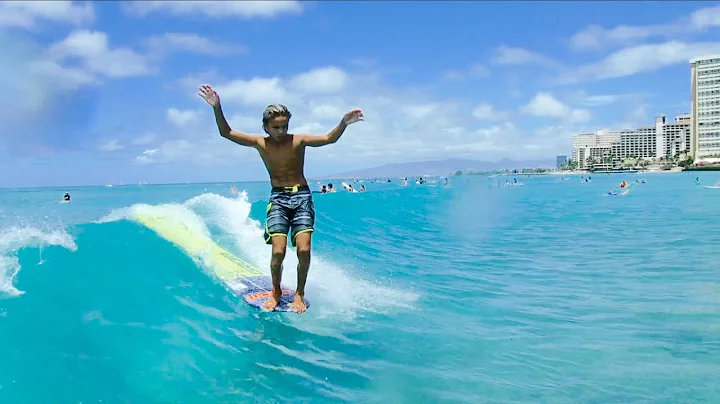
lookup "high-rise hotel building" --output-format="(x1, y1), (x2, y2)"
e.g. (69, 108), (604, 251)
(690, 55), (720, 160)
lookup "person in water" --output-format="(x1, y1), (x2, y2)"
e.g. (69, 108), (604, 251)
(199, 84), (364, 313)
(63, 193), (70, 201)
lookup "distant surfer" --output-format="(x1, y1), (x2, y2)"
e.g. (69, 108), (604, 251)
(63, 193), (70, 202)
(199, 84), (364, 313)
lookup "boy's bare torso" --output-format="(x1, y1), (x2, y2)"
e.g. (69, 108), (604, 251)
(257, 134), (308, 188)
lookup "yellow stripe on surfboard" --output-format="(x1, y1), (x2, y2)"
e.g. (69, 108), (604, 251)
(134, 212), (264, 281)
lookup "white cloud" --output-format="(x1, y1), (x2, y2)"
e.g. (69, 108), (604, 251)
(132, 133), (157, 146)
(137, 65), (591, 166)
(124, 1), (303, 19)
(144, 33), (245, 56)
(558, 40), (720, 84)
(290, 66), (349, 94)
(0, 27), (159, 153)
(491, 45), (562, 69)
(521, 93), (591, 123)
(0, 1), (94, 30)
(98, 139), (123, 152)
(442, 64), (490, 81)
(472, 103), (510, 121)
(167, 108), (201, 128)
(215, 77), (293, 106)
(48, 29), (153, 79)
(569, 5), (720, 51)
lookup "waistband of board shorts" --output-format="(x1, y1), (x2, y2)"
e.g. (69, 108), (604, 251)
(271, 184), (310, 194)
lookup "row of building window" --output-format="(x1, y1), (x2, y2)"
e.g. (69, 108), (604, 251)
(698, 100), (720, 107)
(698, 68), (720, 76)
(698, 132), (720, 138)
(699, 78), (720, 86)
(696, 58), (720, 65)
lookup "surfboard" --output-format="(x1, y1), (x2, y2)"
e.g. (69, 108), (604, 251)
(134, 212), (306, 312)
(703, 185), (720, 189)
(341, 182), (357, 192)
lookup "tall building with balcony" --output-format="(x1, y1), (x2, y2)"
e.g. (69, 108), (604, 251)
(690, 55), (720, 161)
(571, 129), (620, 169)
(572, 114), (691, 168)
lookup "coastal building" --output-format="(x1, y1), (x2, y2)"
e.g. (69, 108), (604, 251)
(556, 155), (567, 169)
(571, 114), (692, 168)
(690, 55), (720, 161)
(571, 130), (620, 169)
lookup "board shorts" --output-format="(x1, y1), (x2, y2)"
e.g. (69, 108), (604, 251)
(264, 184), (315, 247)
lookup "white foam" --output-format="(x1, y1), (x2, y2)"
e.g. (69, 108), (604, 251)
(0, 226), (77, 296)
(100, 191), (417, 320)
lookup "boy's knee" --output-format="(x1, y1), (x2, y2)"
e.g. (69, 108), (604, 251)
(271, 245), (286, 264)
(296, 244), (311, 257)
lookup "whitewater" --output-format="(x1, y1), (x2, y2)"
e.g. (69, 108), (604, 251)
(2, 173), (720, 403)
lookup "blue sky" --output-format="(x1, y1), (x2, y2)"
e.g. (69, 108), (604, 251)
(1, 1), (719, 187)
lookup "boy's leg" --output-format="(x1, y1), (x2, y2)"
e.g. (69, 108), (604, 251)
(290, 193), (315, 314)
(293, 232), (312, 313)
(266, 236), (287, 310)
(263, 197), (290, 311)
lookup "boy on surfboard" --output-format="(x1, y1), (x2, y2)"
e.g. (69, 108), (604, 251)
(198, 84), (364, 313)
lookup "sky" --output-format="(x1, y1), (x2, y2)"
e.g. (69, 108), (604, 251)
(1, 1), (719, 187)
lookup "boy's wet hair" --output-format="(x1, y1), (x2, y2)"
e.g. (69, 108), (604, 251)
(262, 104), (291, 126)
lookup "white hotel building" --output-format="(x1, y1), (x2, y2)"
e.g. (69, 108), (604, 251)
(572, 114), (692, 169)
(690, 55), (720, 161)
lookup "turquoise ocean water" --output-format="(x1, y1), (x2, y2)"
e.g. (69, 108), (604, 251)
(1, 172), (720, 403)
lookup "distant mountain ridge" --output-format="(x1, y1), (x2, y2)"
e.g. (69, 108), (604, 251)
(320, 158), (555, 179)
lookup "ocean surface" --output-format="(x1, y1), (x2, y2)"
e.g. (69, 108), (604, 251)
(1, 172), (720, 403)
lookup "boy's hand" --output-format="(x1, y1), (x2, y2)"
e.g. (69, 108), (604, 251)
(342, 109), (364, 125)
(198, 84), (220, 108)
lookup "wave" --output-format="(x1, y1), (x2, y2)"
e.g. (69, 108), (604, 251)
(0, 226), (77, 296)
(98, 191), (417, 320)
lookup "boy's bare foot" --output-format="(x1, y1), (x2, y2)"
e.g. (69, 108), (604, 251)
(263, 290), (282, 311)
(292, 294), (307, 314)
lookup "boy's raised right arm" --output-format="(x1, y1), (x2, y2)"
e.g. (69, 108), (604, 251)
(198, 84), (261, 148)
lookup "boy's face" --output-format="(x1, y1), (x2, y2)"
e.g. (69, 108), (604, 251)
(265, 116), (289, 139)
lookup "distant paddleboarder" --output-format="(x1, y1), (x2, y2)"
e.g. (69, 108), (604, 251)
(199, 84), (364, 313)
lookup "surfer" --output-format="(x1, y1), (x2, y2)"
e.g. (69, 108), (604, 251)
(199, 84), (364, 313)
(63, 193), (70, 202)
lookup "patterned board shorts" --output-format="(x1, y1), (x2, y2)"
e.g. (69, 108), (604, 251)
(263, 185), (315, 247)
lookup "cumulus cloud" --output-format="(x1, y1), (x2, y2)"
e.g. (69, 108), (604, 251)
(472, 103), (510, 121)
(521, 93), (591, 123)
(290, 66), (349, 94)
(0, 1), (94, 30)
(167, 108), (202, 128)
(135, 65), (594, 166)
(442, 64), (491, 81)
(48, 29), (153, 79)
(0, 26), (156, 153)
(569, 5), (720, 52)
(123, 1), (303, 19)
(143, 33), (245, 56)
(557, 40), (720, 84)
(491, 45), (563, 69)
(98, 139), (123, 152)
